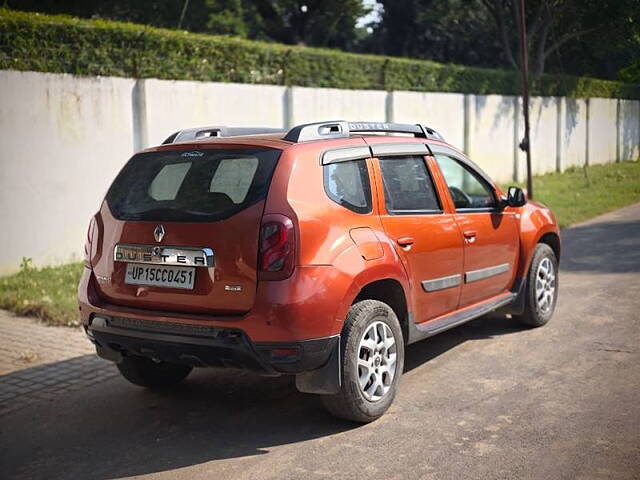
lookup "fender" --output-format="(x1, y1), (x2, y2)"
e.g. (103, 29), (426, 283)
(514, 201), (561, 281)
(509, 201), (561, 314)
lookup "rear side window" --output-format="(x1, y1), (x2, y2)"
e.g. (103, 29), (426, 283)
(323, 159), (372, 214)
(379, 156), (441, 214)
(106, 148), (281, 222)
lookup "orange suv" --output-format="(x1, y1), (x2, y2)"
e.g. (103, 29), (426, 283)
(79, 121), (560, 422)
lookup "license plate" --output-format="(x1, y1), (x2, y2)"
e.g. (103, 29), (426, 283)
(125, 264), (195, 290)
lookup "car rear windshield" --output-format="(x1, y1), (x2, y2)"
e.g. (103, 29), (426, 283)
(106, 148), (281, 222)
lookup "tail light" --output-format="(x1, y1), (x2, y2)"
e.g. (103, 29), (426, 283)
(84, 216), (97, 268)
(258, 214), (295, 281)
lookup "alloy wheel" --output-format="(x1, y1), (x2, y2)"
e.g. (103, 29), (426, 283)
(357, 321), (398, 402)
(535, 257), (556, 313)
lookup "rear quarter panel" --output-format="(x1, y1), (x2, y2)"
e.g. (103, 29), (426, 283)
(262, 140), (413, 334)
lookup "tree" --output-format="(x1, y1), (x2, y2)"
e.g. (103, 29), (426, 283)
(7, 0), (369, 50)
(364, 0), (507, 67)
(480, 0), (640, 77)
(206, 0), (369, 49)
(7, 0), (640, 79)
(366, 0), (640, 79)
(559, 0), (640, 80)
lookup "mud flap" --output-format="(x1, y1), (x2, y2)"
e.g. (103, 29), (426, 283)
(295, 336), (341, 395)
(508, 276), (527, 315)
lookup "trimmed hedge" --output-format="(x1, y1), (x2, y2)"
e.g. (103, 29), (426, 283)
(2, 8), (639, 99)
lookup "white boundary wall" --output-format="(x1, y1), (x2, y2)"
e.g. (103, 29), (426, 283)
(142, 80), (288, 147)
(559, 98), (588, 170)
(588, 98), (618, 165)
(390, 91), (465, 149)
(0, 70), (638, 273)
(0, 71), (135, 272)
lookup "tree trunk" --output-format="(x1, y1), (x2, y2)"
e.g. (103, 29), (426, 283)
(533, 21), (551, 77)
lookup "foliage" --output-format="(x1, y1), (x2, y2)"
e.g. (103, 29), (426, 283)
(0, 259), (84, 326)
(6, 0), (640, 81)
(1, 9), (639, 98)
(364, 0), (502, 68)
(619, 61), (640, 84)
(504, 161), (640, 228)
(368, 0), (640, 80)
(206, 0), (369, 50)
(5, 0), (213, 32)
(6, 0), (369, 50)
(557, 0), (640, 80)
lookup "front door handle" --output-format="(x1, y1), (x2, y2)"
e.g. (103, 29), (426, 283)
(463, 230), (477, 243)
(397, 236), (415, 247)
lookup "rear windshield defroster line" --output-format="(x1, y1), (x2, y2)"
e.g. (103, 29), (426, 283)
(106, 148), (282, 222)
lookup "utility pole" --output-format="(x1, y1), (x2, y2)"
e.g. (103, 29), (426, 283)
(517, 0), (533, 199)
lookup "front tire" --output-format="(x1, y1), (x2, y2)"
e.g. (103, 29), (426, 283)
(322, 300), (404, 423)
(514, 243), (559, 327)
(117, 355), (192, 388)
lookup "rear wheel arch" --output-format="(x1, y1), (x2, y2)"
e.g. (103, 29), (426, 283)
(353, 279), (410, 345)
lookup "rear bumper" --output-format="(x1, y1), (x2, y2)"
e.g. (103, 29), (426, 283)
(78, 264), (350, 343)
(86, 314), (338, 375)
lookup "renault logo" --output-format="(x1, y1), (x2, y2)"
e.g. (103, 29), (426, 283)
(154, 225), (165, 243)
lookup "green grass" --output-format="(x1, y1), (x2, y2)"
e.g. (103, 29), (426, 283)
(1, 160), (638, 326)
(0, 258), (83, 327)
(506, 160), (640, 228)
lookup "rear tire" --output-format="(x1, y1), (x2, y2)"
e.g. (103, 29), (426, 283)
(117, 355), (192, 388)
(322, 300), (404, 423)
(514, 243), (558, 328)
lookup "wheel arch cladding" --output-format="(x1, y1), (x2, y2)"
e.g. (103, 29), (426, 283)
(538, 232), (561, 261)
(354, 278), (409, 345)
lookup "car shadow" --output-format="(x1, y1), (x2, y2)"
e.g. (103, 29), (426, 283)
(1, 314), (523, 480)
(404, 313), (524, 372)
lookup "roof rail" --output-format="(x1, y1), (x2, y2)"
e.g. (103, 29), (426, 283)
(162, 126), (285, 144)
(283, 121), (444, 143)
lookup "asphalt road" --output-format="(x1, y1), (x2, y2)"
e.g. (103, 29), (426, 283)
(2, 204), (639, 480)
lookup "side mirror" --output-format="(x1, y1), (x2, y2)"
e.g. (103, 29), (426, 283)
(505, 186), (527, 207)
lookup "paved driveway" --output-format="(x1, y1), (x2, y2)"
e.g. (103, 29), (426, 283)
(1, 204), (639, 480)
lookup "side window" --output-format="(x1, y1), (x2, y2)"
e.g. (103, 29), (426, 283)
(323, 159), (372, 214)
(378, 156), (441, 214)
(435, 155), (496, 210)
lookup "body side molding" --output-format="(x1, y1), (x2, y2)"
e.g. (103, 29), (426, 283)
(421, 274), (462, 292)
(465, 263), (510, 283)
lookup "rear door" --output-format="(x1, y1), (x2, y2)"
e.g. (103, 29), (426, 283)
(432, 147), (519, 307)
(371, 148), (464, 322)
(91, 146), (281, 315)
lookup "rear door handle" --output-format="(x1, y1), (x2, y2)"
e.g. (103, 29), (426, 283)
(463, 230), (477, 243)
(397, 236), (415, 247)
